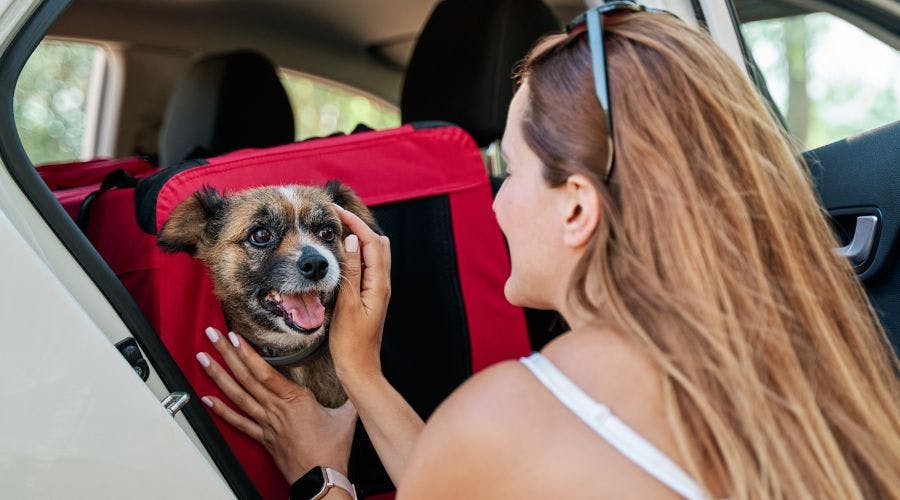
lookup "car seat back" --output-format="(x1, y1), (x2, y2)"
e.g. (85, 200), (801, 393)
(159, 50), (295, 167)
(401, 0), (559, 147)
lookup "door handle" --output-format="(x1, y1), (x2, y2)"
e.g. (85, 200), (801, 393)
(161, 392), (190, 417)
(835, 215), (879, 267)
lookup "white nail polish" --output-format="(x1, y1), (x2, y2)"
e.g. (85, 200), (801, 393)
(345, 234), (359, 253)
(205, 327), (219, 343)
(201, 396), (214, 408)
(196, 352), (211, 367)
(228, 332), (240, 348)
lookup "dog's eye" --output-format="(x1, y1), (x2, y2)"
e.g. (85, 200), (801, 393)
(249, 227), (274, 247)
(318, 227), (336, 243)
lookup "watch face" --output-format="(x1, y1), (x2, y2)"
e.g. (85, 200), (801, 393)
(290, 466), (326, 499)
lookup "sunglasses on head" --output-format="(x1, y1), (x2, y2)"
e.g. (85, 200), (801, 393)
(565, 1), (674, 183)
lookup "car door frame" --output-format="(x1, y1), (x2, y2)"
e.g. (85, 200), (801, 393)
(0, 0), (260, 497)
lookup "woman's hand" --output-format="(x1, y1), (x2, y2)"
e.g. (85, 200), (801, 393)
(196, 327), (357, 482)
(331, 205), (392, 383)
(329, 206), (424, 483)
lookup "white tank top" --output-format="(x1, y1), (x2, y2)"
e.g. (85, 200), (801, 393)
(520, 352), (706, 500)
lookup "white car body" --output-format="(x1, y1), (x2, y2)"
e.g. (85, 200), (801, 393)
(0, 2), (233, 497)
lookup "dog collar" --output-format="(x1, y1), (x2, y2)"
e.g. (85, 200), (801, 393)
(260, 334), (328, 368)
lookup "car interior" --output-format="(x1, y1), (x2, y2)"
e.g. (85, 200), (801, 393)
(1, 0), (897, 498)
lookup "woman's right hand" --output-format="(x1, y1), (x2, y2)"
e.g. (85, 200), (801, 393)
(331, 204), (392, 382)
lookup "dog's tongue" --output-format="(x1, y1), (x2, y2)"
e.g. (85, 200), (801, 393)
(281, 292), (325, 330)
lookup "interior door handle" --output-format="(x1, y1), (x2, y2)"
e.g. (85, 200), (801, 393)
(835, 215), (879, 267)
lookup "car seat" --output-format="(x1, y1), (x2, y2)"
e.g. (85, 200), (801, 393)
(401, 0), (559, 148)
(401, 0), (564, 349)
(41, 49), (296, 228)
(158, 49), (295, 167)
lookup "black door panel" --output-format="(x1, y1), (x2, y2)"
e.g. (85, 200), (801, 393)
(804, 120), (900, 351)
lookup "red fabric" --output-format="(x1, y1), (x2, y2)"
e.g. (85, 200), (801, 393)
(87, 125), (530, 499)
(449, 187), (530, 370)
(153, 125), (486, 231)
(40, 157), (157, 219)
(39, 156), (155, 189)
(54, 184), (103, 219)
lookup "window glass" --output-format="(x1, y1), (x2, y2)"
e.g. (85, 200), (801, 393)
(279, 70), (400, 141)
(14, 40), (106, 165)
(741, 13), (899, 149)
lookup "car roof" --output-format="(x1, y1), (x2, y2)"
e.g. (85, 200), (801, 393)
(46, 0), (586, 103)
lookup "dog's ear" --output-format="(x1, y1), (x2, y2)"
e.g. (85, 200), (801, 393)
(325, 179), (383, 235)
(157, 186), (227, 254)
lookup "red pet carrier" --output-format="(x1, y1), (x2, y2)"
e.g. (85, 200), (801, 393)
(84, 123), (530, 498)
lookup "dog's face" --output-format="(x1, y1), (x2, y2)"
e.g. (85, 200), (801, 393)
(157, 181), (379, 354)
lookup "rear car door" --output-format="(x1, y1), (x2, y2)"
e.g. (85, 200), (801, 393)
(0, 0), (242, 496)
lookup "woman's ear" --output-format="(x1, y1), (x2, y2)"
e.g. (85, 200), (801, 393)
(560, 174), (601, 249)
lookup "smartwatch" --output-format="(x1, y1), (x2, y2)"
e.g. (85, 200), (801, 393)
(289, 466), (357, 500)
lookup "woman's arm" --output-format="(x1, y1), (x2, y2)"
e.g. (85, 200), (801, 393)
(342, 372), (424, 483)
(329, 205), (424, 483)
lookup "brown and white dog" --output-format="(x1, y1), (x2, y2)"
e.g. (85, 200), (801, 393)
(157, 180), (380, 408)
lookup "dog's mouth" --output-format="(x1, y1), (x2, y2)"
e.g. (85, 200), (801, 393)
(260, 289), (327, 333)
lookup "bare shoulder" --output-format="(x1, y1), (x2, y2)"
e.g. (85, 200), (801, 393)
(398, 330), (685, 499)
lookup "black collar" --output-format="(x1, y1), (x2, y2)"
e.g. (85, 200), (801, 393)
(260, 334), (328, 368)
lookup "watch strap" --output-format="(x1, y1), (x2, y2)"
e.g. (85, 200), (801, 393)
(322, 467), (357, 500)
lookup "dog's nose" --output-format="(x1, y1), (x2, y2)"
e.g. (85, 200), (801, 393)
(298, 246), (329, 281)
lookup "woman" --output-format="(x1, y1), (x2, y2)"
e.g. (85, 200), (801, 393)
(196, 7), (900, 499)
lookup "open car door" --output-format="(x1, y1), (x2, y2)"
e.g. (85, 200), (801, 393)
(733, 0), (899, 352)
(806, 121), (900, 351)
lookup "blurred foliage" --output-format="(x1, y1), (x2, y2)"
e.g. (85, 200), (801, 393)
(279, 70), (400, 140)
(742, 13), (899, 149)
(14, 40), (101, 165)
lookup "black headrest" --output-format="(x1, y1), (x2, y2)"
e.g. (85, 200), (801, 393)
(401, 0), (558, 147)
(159, 50), (295, 167)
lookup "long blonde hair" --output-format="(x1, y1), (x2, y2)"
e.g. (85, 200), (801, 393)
(518, 12), (900, 499)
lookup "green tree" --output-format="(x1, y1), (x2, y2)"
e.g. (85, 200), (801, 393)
(742, 13), (898, 149)
(14, 41), (100, 165)
(279, 71), (400, 141)
(783, 16), (810, 143)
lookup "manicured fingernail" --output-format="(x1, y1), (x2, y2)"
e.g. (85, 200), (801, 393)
(196, 352), (211, 367)
(228, 331), (240, 348)
(205, 327), (219, 343)
(201, 396), (214, 408)
(333, 203), (345, 211)
(345, 234), (359, 253)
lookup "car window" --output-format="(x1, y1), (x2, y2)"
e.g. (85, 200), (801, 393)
(14, 39), (107, 165)
(278, 70), (400, 141)
(740, 12), (899, 150)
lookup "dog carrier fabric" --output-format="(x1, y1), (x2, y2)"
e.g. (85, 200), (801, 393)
(38, 156), (156, 219)
(83, 123), (530, 499)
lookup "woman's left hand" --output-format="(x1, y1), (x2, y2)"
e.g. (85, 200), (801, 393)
(196, 327), (357, 483)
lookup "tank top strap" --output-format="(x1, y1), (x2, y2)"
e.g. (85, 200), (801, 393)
(520, 352), (706, 500)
